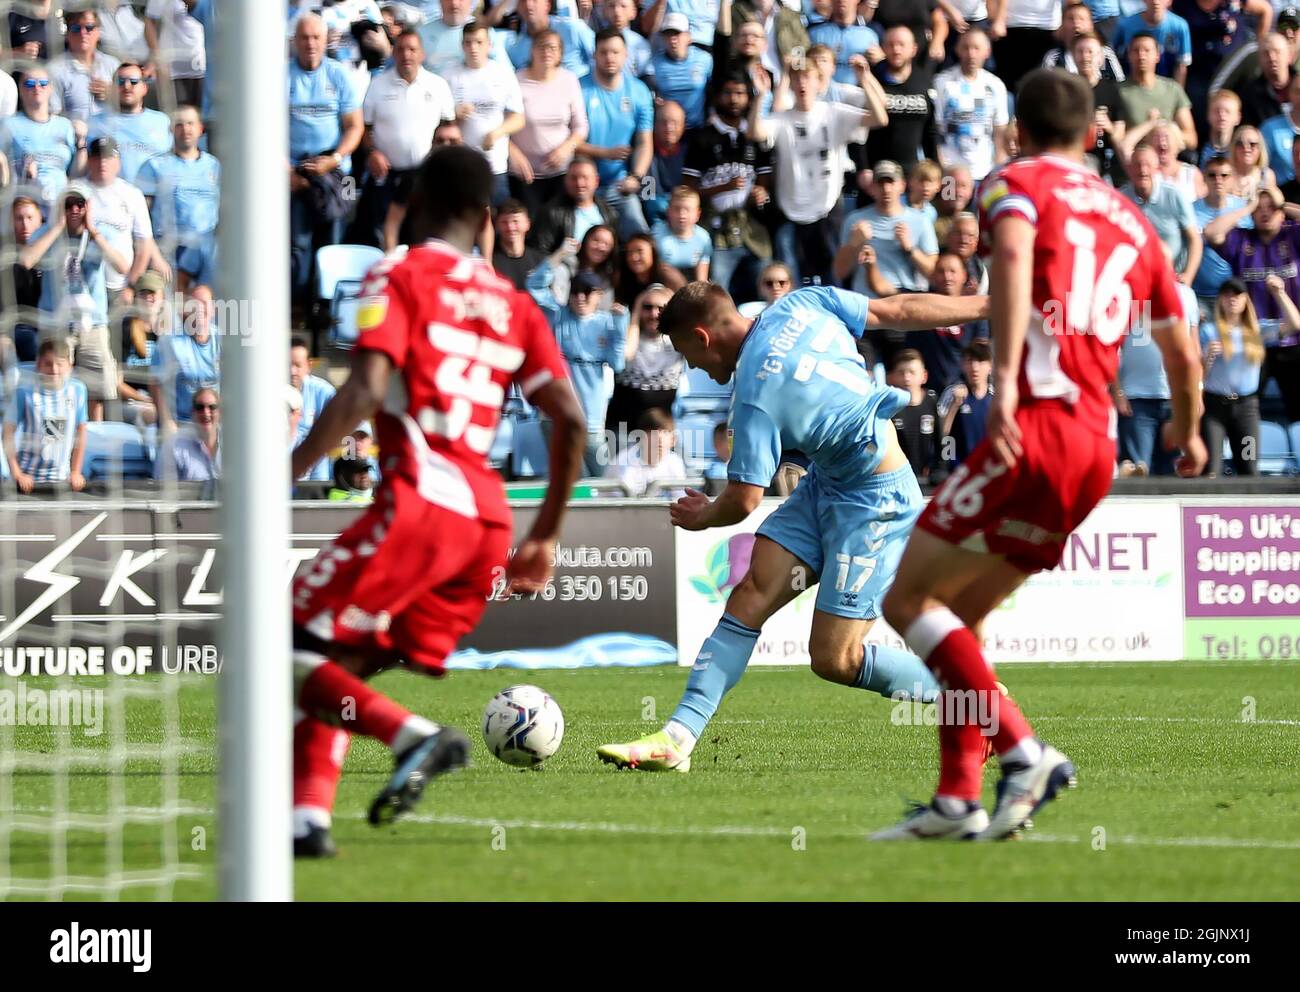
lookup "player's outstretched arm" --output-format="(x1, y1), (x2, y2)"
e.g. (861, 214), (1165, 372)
(506, 377), (586, 592)
(1152, 315), (1208, 477)
(290, 349), (391, 481)
(865, 291), (990, 332)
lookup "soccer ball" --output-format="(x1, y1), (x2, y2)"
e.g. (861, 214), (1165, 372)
(482, 685), (565, 767)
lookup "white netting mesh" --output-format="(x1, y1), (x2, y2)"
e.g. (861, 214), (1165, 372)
(0, 1), (212, 901)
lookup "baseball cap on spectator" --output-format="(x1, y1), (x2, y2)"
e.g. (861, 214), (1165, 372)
(660, 12), (690, 34)
(63, 181), (92, 205)
(88, 136), (119, 159)
(875, 160), (904, 183)
(9, 14), (47, 51)
(135, 272), (166, 294)
(1279, 6), (1300, 29)
(1220, 277), (1248, 296)
(571, 271), (608, 295)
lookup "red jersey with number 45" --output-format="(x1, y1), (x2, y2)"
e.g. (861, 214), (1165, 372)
(978, 153), (1184, 437)
(354, 239), (569, 528)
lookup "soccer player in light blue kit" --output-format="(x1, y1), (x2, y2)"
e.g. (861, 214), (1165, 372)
(598, 280), (988, 771)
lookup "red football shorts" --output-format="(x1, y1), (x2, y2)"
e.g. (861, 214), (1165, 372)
(292, 476), (511, 672)
(917, 402), (1115, 575)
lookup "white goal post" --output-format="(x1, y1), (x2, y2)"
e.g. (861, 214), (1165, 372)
(214, 0), (292, 901)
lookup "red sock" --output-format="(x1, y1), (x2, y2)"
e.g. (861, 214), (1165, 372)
(935, 692), (986, 800)
(907, 612), (1035, 799)
(298, 660), (410, 747)
(293, 715), (351, 814)
(932, 625), (1035, 762)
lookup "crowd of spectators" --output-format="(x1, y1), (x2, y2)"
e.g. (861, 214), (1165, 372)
(3, 0), (1300, 497)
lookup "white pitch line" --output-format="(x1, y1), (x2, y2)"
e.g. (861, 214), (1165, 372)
(1033, 715), (1300, 727)
(15, 805), (1300, 851)
(353, 812), (1300, 850)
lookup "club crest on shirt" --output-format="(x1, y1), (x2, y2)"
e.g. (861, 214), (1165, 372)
(357, 296), (389, 330)
(979, 178), (1009, 213)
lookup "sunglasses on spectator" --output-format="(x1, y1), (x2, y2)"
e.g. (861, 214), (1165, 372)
(118, 75), (143, 86)
(763, 278), (791, 288)
(194, 403), (219, 411)
(64, 197), (87, 209)
(23, 79), (50, 89)
(67, 23), (98, 34)
(1236, 139), (1260, 147)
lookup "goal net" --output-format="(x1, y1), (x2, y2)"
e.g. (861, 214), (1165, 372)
(0, 0), (289, 901)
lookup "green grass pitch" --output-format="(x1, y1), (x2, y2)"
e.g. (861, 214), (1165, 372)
(5, 661), (1299, 900)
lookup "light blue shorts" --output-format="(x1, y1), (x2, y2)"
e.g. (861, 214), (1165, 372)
(756, 464), (922, 620)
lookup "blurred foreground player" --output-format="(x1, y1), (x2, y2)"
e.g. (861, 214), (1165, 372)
(289, 146), (586, 857)
(874, 70), (1206, 842)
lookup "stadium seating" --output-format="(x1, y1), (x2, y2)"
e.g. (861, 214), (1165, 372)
(489, 412), (515, 472)
(329, 292), (362, 348)
(316, 244), (383, 346)
(674, 366), (732, 418)
(83, 422), (155, 480)
(677, 412), (719, 475)
(1259, 420), (1296, 476)
(510, 418), (549, 479)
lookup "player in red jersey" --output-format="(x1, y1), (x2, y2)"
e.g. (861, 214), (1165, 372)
(288, 146), (586, 857)
(872, 70), (1207, 841)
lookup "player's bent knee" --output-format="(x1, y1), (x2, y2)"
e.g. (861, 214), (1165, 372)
(809, 645), (859, 686)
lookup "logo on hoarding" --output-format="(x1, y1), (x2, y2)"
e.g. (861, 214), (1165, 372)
(0, 513), (323, 643)
(0, 513), (107, 643)
(689, 534), (755, 604)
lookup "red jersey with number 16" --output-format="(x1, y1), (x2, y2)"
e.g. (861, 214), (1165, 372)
(354, 239), (570, 528)
(977, 153), (1184, 438)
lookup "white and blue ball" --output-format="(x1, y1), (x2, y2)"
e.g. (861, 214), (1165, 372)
(482, 685), (565, 767)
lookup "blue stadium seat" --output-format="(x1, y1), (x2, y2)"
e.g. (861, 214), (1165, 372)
(84, 422), (154, 480)
(674, 365), (731, 417)
(317, 245), (384, 346)
(330, 292), (362, 348)
(315, 244), (383, 303)
(489, 412), (515, 471)
(1259, 420), (1296, 476)
(677, 413), (720, 474)
(1290, 423), (1300, 469)
(510, 419), (549, 478)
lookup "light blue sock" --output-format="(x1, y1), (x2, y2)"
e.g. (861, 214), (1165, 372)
(670, 613), (761, 739)
(854, 643), (940, 703)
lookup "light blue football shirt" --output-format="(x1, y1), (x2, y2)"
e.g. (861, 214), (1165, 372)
(5, 376), (88, 481)
(727, 286), (910, 490)
(135, 150), (221, 244)
(288, 56), (362, 170)
(88, 108), (173, 183)
(1, 114), (77, 204)
(581, 71), (654, 187)
(297, 374), (337, 482)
